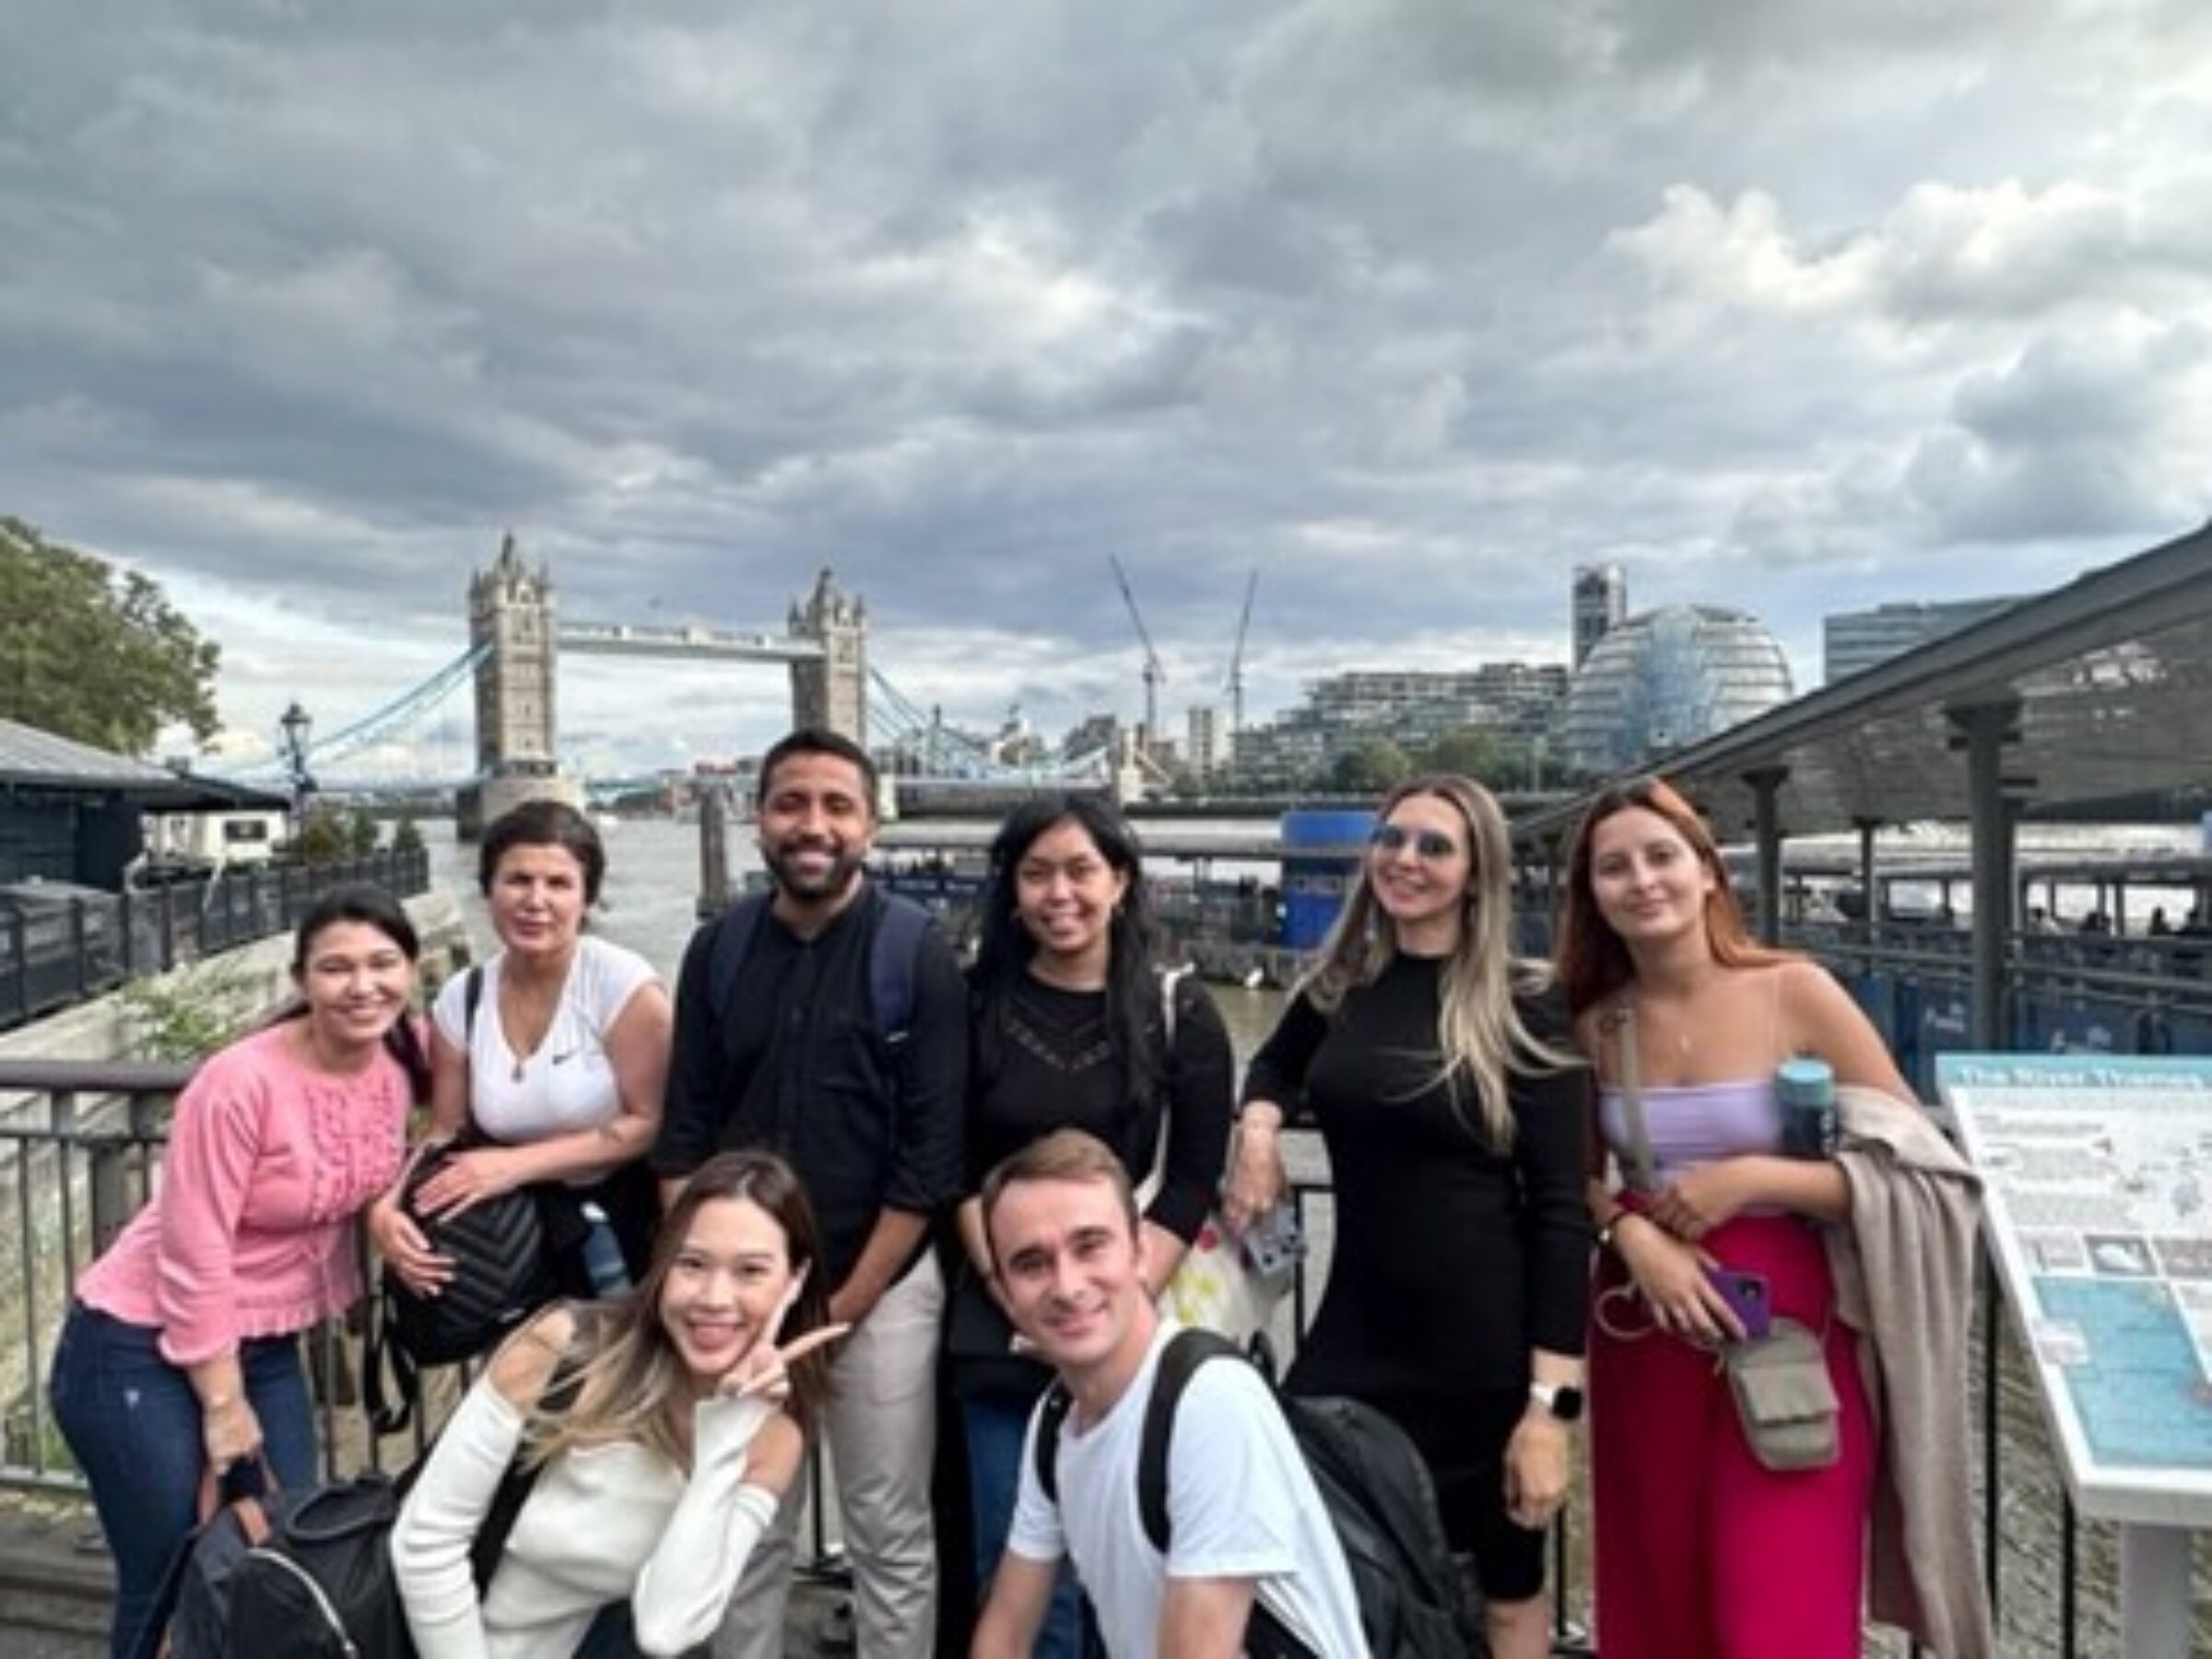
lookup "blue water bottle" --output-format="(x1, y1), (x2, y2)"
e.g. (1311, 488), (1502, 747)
(579, 1202), (631, 1296)
(1777, 1058), (1839, 1159)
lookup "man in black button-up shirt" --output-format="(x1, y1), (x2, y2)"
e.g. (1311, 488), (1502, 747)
(657, 728), (965, 1659)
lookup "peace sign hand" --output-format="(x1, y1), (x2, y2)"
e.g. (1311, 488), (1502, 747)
(717, 1281), (851, 1405)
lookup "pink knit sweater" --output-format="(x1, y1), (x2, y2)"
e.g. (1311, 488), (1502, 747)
(76, 1021), (411, 1365)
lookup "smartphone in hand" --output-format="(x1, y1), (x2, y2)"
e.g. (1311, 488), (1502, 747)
(1704, 1267), (1772, 1339)
(1241, 1203), (1309, 1278)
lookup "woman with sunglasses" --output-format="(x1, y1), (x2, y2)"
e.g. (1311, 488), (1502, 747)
(1555, 778), (1987, 1657)
(1225, 775), (1588, 1659)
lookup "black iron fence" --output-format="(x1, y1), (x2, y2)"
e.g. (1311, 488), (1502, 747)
(0, 847), (432, 1032)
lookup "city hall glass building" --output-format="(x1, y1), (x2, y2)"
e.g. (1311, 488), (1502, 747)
(1561, 606), (1794, 776)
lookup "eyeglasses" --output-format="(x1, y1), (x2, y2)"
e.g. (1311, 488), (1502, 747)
(1370, 824), (1460, 861)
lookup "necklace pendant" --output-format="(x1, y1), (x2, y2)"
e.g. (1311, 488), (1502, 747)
(512, 1058), (526, 1081)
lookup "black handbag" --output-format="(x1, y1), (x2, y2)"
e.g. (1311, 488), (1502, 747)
(366, 1144), (559, 1433)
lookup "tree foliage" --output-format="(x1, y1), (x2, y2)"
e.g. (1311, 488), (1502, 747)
(1328, 737), (1412, 794)
(1418, 724), (1505, 784)
(0, 516), (221, 755)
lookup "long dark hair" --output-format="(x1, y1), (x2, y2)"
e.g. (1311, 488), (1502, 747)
(970, 794), (1163, 1120)
(524, 1150), (834, 1465)
(1553, 775), (1792, 1017)
(279, 882), (430, 1100)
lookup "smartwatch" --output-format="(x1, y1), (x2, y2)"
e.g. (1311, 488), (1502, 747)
(1529, 1381), (1585, 1423)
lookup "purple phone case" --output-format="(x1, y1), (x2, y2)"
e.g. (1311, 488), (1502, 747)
(1707, 1268), (1772, 1338)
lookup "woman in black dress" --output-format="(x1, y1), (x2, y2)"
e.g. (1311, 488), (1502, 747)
(1226, 774), (1588, 1659)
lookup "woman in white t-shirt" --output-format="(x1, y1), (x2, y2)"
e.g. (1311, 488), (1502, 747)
(371, 799), (673, 1296)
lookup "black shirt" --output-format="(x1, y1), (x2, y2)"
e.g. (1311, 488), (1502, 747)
(654, 885), (967, 1288)
(1243, 954), (1590, 1397)
(968, 970), (1235, 1242)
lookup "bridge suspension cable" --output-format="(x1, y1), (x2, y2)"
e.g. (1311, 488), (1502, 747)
(219, 642), (490, 780)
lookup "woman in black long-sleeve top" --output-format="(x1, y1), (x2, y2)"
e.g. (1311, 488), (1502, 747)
(1226, 774), (1589, 1659)
(948, 793), (1234, 1658)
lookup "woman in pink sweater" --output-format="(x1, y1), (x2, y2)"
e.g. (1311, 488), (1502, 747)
(49, 883), (430, 1659)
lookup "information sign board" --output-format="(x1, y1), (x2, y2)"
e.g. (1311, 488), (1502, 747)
(1939, 1053), (2212, 1527)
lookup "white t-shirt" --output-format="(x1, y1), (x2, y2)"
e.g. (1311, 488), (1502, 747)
(1007, 1321), (1371, 1659)
(430, 935), (657, 1144)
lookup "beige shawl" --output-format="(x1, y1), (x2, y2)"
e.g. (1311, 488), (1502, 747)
(1824, 1083), (1994, 1659)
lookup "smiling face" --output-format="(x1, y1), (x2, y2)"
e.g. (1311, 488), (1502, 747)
(987, 1174), (1152, 1381)
(757, 751), (876, 907)
(1014, 816), (1130, 982)
(293, 919), (416, 1063)
(1366, 791), (1474, 947)
(487, 841), (590, 962)
(657, 1194), (801, 1391)
(1586, 804), (1720, 952)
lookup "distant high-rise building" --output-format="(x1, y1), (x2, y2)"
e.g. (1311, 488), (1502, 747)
(1572, 564), (1627, 667)
(1187, 704), (1225, 779)
(1822, 597), (2020, 684)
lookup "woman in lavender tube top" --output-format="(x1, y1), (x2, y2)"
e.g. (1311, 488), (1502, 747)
(1555, 778), (1903, 1659)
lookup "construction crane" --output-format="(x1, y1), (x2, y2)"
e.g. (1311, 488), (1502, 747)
(1224, 567), (1259, 735)
(1108, 554), (1167, 744)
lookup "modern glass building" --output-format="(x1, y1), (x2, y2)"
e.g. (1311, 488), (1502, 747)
(1822, 597), (2020, 683)
(1561, 606), (1794, 775)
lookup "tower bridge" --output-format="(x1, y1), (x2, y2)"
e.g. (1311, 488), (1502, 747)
(462, 535), (866, 835)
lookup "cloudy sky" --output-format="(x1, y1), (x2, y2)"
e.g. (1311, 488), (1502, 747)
(6, 0), (2210, 779)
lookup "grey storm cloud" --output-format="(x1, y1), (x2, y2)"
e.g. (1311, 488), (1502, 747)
(3, 0), (2210, 769)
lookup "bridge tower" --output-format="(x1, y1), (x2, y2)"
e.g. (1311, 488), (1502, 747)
(458, 533), (582, 839)
(787, 569), (868, 742)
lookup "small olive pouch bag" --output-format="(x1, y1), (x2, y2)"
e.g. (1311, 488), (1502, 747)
(1723, 1318), (1841, 1472)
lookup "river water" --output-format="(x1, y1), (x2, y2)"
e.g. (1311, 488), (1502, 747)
(422, 814), (2205, 1653)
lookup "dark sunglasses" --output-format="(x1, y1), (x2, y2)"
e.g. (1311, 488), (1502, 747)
(1370, 824), (1460, 860)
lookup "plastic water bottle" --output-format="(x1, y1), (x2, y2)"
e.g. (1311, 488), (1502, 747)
(579, 1202), (631, 1296)
(1776, 1057), (1839, 1159)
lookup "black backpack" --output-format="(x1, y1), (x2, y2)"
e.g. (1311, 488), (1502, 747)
(1035, 1329), (1481, 1659)
(151, 1364), (581, 1658)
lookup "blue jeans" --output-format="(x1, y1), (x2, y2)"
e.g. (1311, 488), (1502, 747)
(49, 1301), (318, 1659)
(963, 1394), (1091, 1659)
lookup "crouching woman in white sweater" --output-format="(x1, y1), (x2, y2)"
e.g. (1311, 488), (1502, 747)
(393, 1150), (847, 1657)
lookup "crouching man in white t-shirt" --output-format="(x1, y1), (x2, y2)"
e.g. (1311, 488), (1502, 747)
(970, 1128), (1370, 1659)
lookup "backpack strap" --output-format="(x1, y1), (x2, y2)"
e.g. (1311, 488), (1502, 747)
(1031, 1381), (1077, 1505)
(362, 1279), (422, 1438)
(1136, 1327), (1241, 1552)
(712, 886), (931, 1044)
(869, 892), (932, 1046)
(709, 892), (773, 1020)
(463, 963), (485, 1043)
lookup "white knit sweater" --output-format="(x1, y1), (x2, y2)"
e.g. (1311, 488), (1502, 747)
(392, 1377), (780, 1658)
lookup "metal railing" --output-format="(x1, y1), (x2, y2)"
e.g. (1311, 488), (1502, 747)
(0, 846), (432, 1033)
(1, 1060), (2178, 1651)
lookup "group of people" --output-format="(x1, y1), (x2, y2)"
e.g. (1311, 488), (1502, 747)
(50, 724), (1991, 1659)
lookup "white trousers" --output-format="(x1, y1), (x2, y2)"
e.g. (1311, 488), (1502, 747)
(712, 1249), (944, 1659)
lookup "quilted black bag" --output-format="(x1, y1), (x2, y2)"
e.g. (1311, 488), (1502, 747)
(365, 1143), (559, 1432)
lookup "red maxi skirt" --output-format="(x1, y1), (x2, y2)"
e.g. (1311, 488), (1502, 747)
(1588, 1211), (1877, 1659)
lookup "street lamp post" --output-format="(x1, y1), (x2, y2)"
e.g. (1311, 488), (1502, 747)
(278, 700), (315, 833)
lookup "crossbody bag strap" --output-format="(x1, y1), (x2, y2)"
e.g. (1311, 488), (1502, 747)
(1615, 1001), (1656, 1193)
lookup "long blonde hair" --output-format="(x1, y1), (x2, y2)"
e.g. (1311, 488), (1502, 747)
(521, 1152), (832, 1470)
(1300, 775), (1575, 1150)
